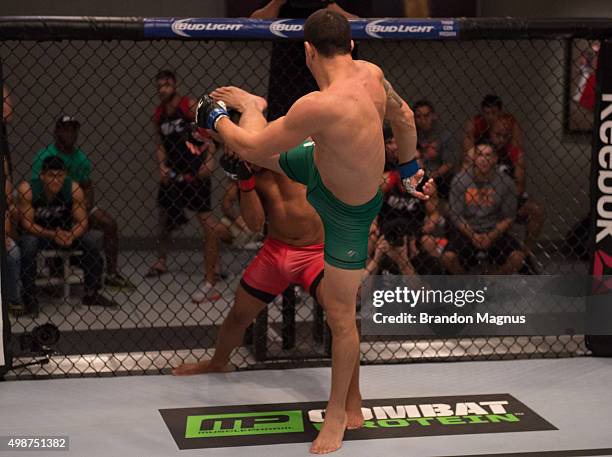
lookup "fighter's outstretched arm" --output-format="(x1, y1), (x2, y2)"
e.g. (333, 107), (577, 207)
(200, 91), (329, 170)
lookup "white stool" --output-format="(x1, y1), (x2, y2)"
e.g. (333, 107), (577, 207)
(35, 250), (84, 298)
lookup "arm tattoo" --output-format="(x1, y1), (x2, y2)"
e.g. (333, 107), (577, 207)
(383, 79), (403, 109)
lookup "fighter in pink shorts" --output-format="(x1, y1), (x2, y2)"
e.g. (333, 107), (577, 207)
(237, 144), (325, 304)
(173, 131), (324, 375)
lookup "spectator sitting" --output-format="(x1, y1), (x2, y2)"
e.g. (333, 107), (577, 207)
(442, 141), (524, 274)
(490, 115), (545, 271)
(463, 94), (523, 157)
(5, 157), (22, 315)
(414, 100), (454, 199)
(17, 156), (117, 315)
(31, 115), (134, 289)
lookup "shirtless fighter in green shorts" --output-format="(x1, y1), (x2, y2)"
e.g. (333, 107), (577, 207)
(196, 10), (432, 454)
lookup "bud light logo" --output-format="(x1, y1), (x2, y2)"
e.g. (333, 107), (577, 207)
(269, 19), (303, 38)
(365, 19), (438, 39)
(171, 19), (244, 37)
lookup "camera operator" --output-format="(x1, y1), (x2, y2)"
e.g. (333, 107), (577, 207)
(366, 221), (415, 277)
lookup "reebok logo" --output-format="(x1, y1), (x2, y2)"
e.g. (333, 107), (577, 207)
(596, 93), (612, 244)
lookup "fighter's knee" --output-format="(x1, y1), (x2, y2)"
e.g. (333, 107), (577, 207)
(327, 319), (357, 338)
(325, 307), (357, 336)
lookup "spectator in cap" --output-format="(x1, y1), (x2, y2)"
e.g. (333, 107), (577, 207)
(31, 115), (134, 289)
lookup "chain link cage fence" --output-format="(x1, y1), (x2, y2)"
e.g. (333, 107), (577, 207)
(0, 17), (610, 379)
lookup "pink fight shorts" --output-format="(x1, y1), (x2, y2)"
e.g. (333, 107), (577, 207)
(240, 237), (324, 303)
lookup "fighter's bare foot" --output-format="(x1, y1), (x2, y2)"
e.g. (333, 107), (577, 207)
(345, 396), (364, 430)
(310, 408), (347, 454)
(171, 360), (233, 376)
(210, 86), (267, 113)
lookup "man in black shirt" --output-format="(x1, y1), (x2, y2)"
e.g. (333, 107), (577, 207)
(150, 70), (224, 303)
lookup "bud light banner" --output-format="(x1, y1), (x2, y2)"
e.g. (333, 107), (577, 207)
(144, 18), (458, 40)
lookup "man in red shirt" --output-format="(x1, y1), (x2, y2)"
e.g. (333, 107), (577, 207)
(463, 94), (523, 157)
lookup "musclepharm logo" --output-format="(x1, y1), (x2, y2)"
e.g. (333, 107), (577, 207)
(365, 20), (435, 38)
(185, 411), (304, 438)
(270, 19), (303, 38)
(171, 19), (244, 37)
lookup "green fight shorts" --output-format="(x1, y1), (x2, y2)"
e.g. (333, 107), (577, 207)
(279, 141), (382, 270)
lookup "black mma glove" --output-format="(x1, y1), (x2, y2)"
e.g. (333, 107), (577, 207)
(220, 153), (255, 192)
(195, 95), (229, 132)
